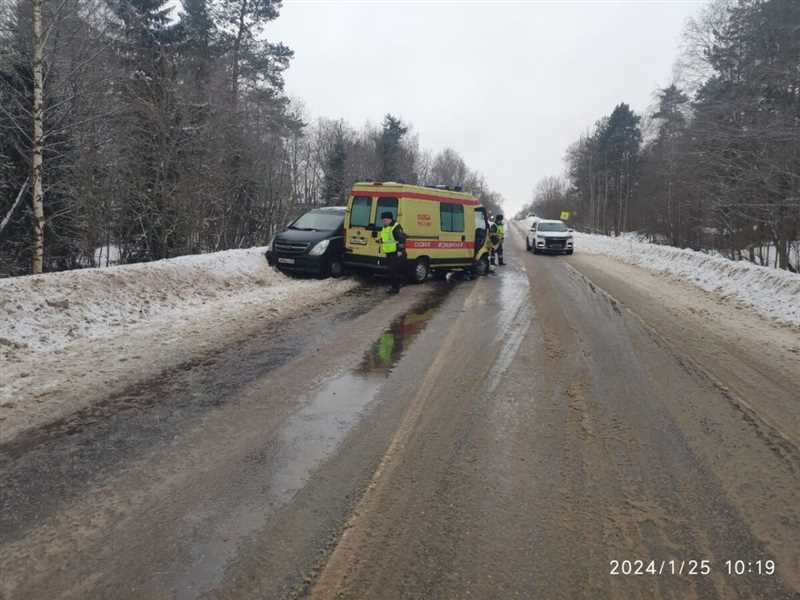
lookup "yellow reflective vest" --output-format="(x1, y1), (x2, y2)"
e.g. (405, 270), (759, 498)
(380, 223), (399, 254)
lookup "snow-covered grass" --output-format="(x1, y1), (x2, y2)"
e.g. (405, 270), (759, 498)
(0, 247), (356, 355)
(571, 231), (800, 327)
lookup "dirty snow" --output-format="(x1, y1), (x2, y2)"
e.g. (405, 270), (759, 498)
(0, 246), (355, 355)
(0, 247), (359, 442)
(545, 228), (800, 327)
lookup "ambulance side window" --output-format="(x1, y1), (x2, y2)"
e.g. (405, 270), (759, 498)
(350, 196), (372, 227)
(441, 203), (464, 232)
(374, 197), (398, 227)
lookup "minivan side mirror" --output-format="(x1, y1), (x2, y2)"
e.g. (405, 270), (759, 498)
(568, 228), (574, 233)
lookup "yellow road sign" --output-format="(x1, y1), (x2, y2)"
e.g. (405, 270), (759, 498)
(560, 210), (571, 220)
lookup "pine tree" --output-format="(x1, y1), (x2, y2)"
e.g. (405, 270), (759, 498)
(595, 103), (641, 235)
(108, 0), (183, 261)
(179, 0), (216, 99)
(322, 127), (347, 206)
(380, 114), (408, 181)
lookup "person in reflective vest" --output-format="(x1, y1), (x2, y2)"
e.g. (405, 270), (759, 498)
(490, 214), (505, 266)
(380, 211), (406, 294)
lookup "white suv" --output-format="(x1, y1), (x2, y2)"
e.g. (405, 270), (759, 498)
(526, 219), (574, 255)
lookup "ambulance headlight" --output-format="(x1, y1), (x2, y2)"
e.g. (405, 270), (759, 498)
(309, 239), (330, 256)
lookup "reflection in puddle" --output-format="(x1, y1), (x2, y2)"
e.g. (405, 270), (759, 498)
(359, 290), (446, 374)
(175, 287), (449, 598)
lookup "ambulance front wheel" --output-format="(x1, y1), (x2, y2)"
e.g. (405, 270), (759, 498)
(409, 257), (430, 284)
(475, 254), (490, 276)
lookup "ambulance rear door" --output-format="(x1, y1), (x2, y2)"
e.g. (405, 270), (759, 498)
(474, 206), (488, 256)
(346, 194), (378, 257)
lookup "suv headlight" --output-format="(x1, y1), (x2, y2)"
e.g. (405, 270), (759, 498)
(309, 239), (330, 256)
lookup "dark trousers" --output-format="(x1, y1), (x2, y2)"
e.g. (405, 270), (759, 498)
(386, 251), (401, 291)
(491, 242), (504, 264)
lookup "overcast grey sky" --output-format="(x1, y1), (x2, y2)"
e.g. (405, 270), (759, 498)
(268, 0), (704, 215)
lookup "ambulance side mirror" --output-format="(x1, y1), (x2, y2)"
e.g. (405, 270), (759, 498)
(371, 230), (378, 238)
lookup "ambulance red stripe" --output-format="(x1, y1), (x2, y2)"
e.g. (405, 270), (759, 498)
(404, 240), (475, 249)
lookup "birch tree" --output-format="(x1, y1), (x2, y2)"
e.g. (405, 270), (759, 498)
(30, 0), (44, 272)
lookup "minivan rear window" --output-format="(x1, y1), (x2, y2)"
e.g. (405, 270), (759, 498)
(350, 196), (372, 227)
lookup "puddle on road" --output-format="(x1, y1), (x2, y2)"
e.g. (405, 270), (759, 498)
(175, 286), (450, 599)
(357, 288), (448, 375)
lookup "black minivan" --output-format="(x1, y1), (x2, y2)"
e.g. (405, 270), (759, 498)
(266, 206), (346, 278)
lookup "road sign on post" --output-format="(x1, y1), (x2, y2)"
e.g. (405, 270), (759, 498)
(560, 210), (571, 220)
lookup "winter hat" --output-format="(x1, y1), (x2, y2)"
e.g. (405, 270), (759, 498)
(381, 211), (394, 220)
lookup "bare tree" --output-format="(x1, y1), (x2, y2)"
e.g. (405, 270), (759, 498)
(30, 0), (44, 272)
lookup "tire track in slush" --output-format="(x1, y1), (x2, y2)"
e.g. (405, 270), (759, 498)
(310, 255), (532, 599)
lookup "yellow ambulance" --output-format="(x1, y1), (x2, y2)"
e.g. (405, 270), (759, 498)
(343, 182), (492, 282)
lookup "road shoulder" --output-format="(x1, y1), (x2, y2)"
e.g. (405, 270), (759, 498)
(566, 252), (800, 448)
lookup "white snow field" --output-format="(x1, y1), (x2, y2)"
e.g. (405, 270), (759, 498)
(0, 247), (356, 355)
(515, 218), (800, 327)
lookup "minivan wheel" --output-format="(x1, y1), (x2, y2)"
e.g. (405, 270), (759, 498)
(410, 258), (430, 284)
(329, 259), (344, 278)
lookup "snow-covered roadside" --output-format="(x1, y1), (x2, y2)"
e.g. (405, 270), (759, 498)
(573, 233), (800, 327)
(0, 248), (358, 441)
(515, 219), (799, 327)
(0, 246), (354, 355)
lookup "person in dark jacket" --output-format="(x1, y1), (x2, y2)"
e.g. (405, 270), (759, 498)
(490, 214), (505, 266)
(379, 211), (406, 293)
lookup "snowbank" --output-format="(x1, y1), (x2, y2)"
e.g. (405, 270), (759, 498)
(572, 232), (800, 327)
(0, 247), (357, 355)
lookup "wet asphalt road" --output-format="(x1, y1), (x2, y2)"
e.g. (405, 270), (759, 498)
(1, 229), (799, 600)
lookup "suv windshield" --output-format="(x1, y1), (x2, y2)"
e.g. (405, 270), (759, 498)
(538, 222), (568, 232)
(290, 210), (343, 231)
